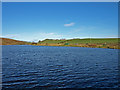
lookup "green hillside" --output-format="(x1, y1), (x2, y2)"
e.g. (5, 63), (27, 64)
(39, 39), (66, 44)
(67, 38), (119, 44)
(1, 38), (119, 49)
(0, 38), (31, 45)
(38, 38), (119, 44)
(37, 38), (120, 49)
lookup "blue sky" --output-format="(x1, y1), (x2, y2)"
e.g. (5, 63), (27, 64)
(2, 2), (118, 42)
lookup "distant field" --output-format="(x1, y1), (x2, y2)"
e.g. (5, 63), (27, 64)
(39, 38), (119, 44)
(1, 38), (119, 49)
(38, 38), (120, 49)
(39, 39), (66, 44)
(67, 38), (119, 44)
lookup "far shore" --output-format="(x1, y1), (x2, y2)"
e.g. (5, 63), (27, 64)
(31, 44), (119, 49)
(1, 38), (120, 49)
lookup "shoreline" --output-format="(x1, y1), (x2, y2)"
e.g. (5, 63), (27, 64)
(2, 44), (118, 49)
(1, 38), (119, 49)
(35, 45), (119, 49)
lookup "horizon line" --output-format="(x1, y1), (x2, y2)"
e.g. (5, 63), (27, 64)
(0, 37), (119, 42)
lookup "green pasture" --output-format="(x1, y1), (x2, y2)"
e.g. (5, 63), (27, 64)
(38, 38), (119, 44)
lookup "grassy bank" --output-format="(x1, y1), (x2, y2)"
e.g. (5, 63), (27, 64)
(1, 38), (119, 49)
(36, 38), (120, 49)
(0, 38), (31, 45)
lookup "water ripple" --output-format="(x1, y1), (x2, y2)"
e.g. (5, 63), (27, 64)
(2, 45), (119, 89)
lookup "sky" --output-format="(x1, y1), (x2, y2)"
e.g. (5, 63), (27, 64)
(2, 2), (118, 42)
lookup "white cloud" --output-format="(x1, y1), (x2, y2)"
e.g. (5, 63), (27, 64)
(1, 34), (20, 39)
(64, 22), (75, 27)
(31, 32), (63, 41)
(1, 32), (64, 42)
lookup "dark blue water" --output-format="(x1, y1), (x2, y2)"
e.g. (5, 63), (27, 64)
(2, 45), (119, 89)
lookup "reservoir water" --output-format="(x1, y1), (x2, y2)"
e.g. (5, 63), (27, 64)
(2, 45), (119, 89)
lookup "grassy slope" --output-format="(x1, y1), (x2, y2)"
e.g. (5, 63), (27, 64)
(39, 38), (119, 44)
(38, 38), (120, 49)
(67, 38), (119, 44)
(1, 38), (119, 49)
(39, 39), (66, 44)
(0, 38), (31, 45)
